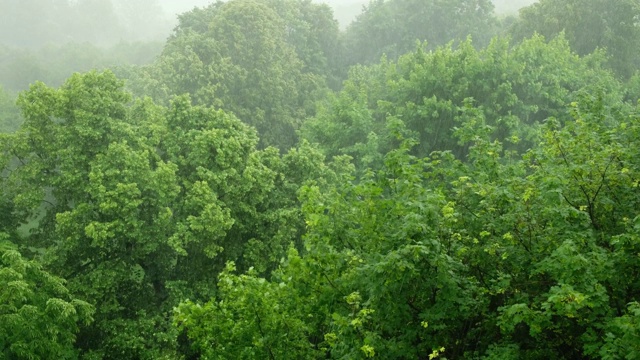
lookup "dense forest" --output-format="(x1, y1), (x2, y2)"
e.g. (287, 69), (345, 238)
(2, 0), (640, 359)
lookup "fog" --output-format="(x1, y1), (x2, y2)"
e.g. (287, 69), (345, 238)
(492, 0), (539, 14)
(0, 0), (540, 92)
(0, 0), (541, 49)
(158, 0), (540, 29)
(157, 0), (214, 18)
(2, 0), (638, 356)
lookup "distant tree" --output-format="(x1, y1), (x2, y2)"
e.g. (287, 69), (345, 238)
(264, 0), (344, 87)
(492, 0), (538, 14)
(70, 0), (125, 45)
(142, 0), (337, 150)
(510, 0), (640, 78)
(302, 35), (625, 171)
(0, 42), (163, 92)
(0, 47), (49, 91)
(0, 86), (21, 133)
(0, 0), (74, 47)
(342, 0), (497, 67)
(111, 0), (171, 42)
(0, 0), (169, 48)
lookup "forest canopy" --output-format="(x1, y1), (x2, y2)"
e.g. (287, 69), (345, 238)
(2, 0), (640, 359)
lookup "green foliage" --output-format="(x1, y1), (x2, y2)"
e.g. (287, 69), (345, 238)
(181, 93), (640, 359)
(3, 1), (640, 358)
(510, 0), (640, 78)
(7, 71), (179, 358)
(441, 94), (640, 358)
(175, 260), (321, 359)
(263, 0), (344, 88)
(1, 70), (332, 357)
(178, 130), (477, 358)
(0, 234), (94, 359)
(133, 0), (339, 150)
(601, 302), (640, 359)
(0, 86), (20, 133)
(342, 0), (497, 67)
(303, 35), (623, 171)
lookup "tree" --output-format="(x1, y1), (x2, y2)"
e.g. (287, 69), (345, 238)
(176, 123), (480, 358)
(342, 0), (497, 67)
(174, 260), (322, 359)
(132, 0), (337, 150)
(3, 70), (334, 357)
(263, 0), (344, 87)
(0, 41), (163, 93)
(176, 92), (640, 359)
(510, 0), (640, 78)
(0, 0), (170, 49)
(0, 0), (74, 48)
(0, 86), (20, 133)
(110, 0), (171, 43)
(302, 35), (625, 171)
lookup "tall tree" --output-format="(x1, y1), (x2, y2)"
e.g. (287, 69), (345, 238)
(302, 35), (624, 171)
(263, 0), (344, 87)
(133, 0), (339, 150)
(2, 70), (334, 357)
(176, 92), (640, 360)
(510, 0), (640, 78)
(342, 0), (497, 67)
(0, 87), (20, 133)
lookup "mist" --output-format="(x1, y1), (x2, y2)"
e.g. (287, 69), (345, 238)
(0, 0), (540, 92)
(3, 0), (640, 358)
(492, 0), (539, 14)
(157, 0), (540, 29)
